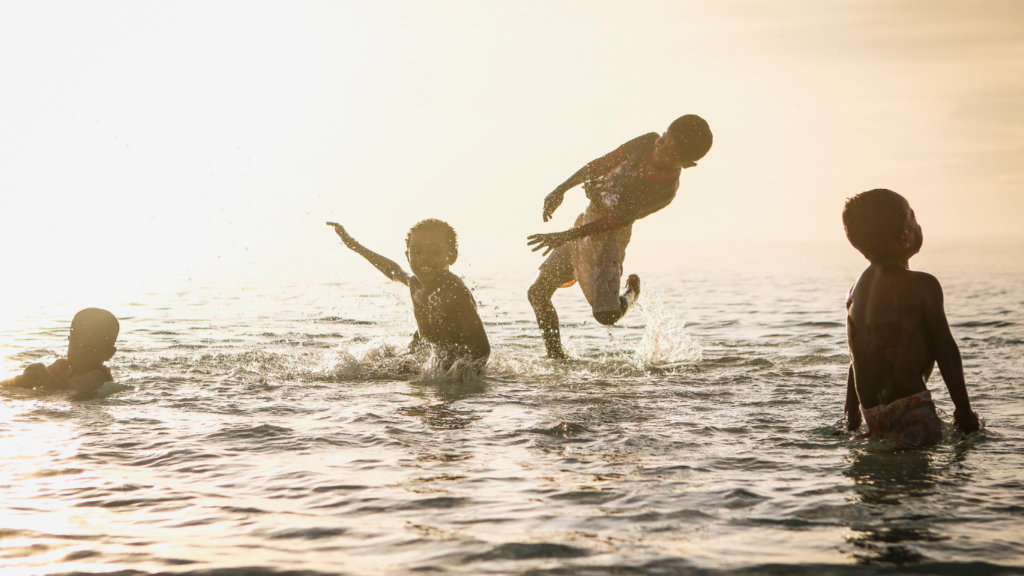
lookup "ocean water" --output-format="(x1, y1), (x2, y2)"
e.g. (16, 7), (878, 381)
(1, 240), (1022, 576)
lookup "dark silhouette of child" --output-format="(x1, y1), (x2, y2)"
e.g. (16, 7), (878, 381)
(328, 219), (490, 369)
(841, 189), (980, 447)
(2, 308), (119, 400)
(526, 115), (712, 358)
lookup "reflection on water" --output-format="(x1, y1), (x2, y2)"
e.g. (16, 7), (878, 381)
(844, 450), (945, 565)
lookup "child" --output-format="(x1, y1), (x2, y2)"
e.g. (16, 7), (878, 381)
(327, 219), (490, 369)
(526, 114), (713, 358)
(841, 189), (980, 447)
(2, 308), (119, 400)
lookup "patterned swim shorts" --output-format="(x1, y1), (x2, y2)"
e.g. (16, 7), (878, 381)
(861, 389), (944, 448)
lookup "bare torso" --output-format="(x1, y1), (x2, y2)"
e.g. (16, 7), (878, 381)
(847, 264), (935, 409)
(409, 271), (490, 365)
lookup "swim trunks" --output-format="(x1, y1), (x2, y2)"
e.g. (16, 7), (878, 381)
(861, 389), (944, 448)
(569, 205), (632, 314)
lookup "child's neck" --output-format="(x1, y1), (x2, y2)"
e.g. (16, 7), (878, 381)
(871, 258), (910, 269)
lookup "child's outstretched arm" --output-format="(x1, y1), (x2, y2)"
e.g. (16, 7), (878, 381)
(527, 214), (623, 256)
(20, 362), (65, 391)
(921, 274), (980, 433)
(328, 222), (410, 286)
(542, 151), (625, 222)
(843, 365), (862, 432)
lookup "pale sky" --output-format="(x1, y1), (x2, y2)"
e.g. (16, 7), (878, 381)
(1, 0), (1022, 289)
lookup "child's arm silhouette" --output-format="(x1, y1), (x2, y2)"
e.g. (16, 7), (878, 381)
(541, 151), (624, 222)
(453, 291), (490, 362)
(843, 365), (862, 432)
(921, 274), (980, 433)
(526, 216), (624, 256)
(328, 222), (410, 286)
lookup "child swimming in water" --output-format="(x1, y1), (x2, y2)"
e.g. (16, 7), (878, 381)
(2, 308), (120, 400)
(328, 219), (490, 369)
(841, 189), (980, 447)
(526, 114), (713, 358)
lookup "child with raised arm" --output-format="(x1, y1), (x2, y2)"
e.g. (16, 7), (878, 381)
(841, 189), (980, 447)
(2, 308), (120, 400)
(526, 114), (712, 358)
(327, 219), (490, 369)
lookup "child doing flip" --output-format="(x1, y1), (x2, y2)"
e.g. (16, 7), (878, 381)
(2, 308), (120, 400)
(328, 220), (490, 369)
(841, 189), (980, 447)
(526, 114), (713, 358)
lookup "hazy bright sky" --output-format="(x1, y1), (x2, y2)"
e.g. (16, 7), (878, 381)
(2, 0), (1022, 287)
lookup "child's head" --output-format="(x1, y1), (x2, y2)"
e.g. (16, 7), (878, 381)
(405, 219), (458, 280)
(654, 114), (713, 168)
(843, 189), (922, 263)
(67, 308), (119, 372)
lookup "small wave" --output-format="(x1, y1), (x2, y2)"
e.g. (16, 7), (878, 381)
(528, 421), (589, 437)
(462, 542), (592, 563)
(308, 316), (375, 325)
(953, 320), (1016, 328)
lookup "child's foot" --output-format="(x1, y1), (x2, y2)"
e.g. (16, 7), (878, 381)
(625, 274), (641, 298)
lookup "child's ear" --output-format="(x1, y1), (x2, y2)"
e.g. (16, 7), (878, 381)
(447, 248), (458, 266)
(898, 229), (913, 249)
(104, 347), (116, 362)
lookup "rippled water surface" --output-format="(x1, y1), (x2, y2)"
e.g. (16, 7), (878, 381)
(2, 241), (1022, 575)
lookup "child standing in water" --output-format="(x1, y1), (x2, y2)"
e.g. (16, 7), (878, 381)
(841, 189), (980, 447)
(328, 220), (490, 369)
(526, 115), (712, 358)
(2, 308), (120, 400)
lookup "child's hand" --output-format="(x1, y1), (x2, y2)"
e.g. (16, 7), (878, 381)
(527, 230), (572, 256)
(954, 408), (980, 434)
(327, 222), (358, 249)
(542, 190), (565, 222)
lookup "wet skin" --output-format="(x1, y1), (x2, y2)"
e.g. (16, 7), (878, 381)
(525, 129), (701, 358)
(329, 223), (489, 366)
(844, 202), (979, 434)
(1, 314), (116, 397)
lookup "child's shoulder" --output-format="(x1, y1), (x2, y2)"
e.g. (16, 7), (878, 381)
(622, 132), (659, 152)
(907, 270), (944, 303)
(441, 272), (474, 295)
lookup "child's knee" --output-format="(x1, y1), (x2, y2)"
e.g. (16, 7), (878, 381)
(527, 281), (552, 306)
(593, 309), (621, 326)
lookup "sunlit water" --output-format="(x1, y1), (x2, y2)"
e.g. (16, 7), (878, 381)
(1, 241), (1022, 575)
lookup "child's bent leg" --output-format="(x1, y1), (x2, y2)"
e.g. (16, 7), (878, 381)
(594, 274), (641, 326)
(528, 247), (575, 359)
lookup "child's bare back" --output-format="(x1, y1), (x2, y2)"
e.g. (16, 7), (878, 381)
(848, 265), (948, 408)
(842, 189), (979, 447)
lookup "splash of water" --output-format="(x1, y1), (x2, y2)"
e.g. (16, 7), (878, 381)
(321, 336), (421, 380)
(633, 287), (702, 369)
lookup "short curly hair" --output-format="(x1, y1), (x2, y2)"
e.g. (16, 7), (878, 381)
(406, 218), (458, 253)
(842, 189), (909, 261)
